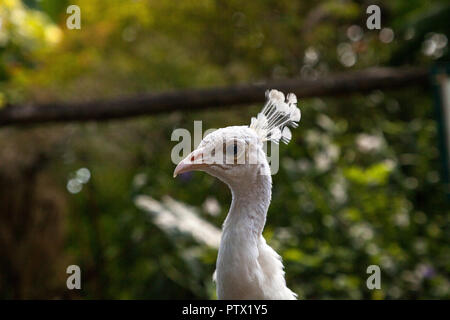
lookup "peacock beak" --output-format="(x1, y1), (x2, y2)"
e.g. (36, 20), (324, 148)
(173, 148), (209, 178)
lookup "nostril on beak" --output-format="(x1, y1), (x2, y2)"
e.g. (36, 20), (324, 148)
(190, 153), (203, 163)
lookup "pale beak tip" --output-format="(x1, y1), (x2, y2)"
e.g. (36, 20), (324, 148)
(173, 148), (206, 178)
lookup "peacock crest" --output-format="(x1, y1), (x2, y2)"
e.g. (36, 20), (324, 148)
(249, 89), (301, 144)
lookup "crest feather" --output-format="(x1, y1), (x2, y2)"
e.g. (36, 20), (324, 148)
(249, 89), (301, 144)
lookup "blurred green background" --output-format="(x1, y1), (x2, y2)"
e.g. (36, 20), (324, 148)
(0, 0), (449, 299)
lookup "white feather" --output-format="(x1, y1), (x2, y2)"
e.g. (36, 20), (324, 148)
(291, 107), (301, 123)
(268, 89), (285, 102)
(249, 89), (301, 144)
(281, 127), (292, 144)
(268, 127), (281, 143)
(287, 92), (297, 104)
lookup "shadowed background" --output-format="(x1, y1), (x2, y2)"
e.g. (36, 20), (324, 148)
(0, 0), (449, 299)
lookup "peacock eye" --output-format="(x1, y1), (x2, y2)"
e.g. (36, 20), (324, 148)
(225, 142), (239, 156)
(232, 143), (238, 155)
(224, 139), (245, 164)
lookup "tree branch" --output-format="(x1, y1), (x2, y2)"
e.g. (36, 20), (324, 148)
(0, 67), (428, 127)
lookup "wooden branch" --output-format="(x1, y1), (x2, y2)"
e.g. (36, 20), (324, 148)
(0, 67), (428, 127)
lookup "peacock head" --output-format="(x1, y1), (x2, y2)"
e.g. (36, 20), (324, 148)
(173, 89), (301, 185)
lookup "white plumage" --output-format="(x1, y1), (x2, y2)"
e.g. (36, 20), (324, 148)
(174, 90), (301, 300)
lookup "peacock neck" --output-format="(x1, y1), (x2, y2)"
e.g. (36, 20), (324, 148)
(223, 171), (272, 237)
(216, 169), (273, 299)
